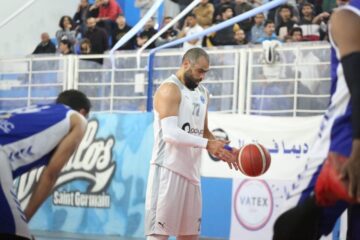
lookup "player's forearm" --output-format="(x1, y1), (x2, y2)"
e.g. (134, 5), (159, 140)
(24, 169), (58, 221)
(350, 139), (360, 161)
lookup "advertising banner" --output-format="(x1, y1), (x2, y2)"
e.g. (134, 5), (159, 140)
(17, 113), (154, 237)
(202, 113), (322, 180)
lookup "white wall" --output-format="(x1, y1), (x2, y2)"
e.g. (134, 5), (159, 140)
(0, 0), (78, 58)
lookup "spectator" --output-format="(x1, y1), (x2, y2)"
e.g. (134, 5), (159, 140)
(234, 0), (253, 40)
(55, 16), (77, 47)
(78, 38), (101, 72)
(83, 17), (108, 64)
(73, 0), (94, 36)
(177, 0), (194, 28)
(79, 38), (91, 54)
(88, 0), (101, 18)
(111, 14), (135, 50)
(58, 39), (73, 55)
(139, 18), (158, 49)
(251, 13), (265, 43)
(155, 16), (179, 47)
(298, 3), (323, 41)
(136, 32), (150, 49)
(289, 27), (303, 42)
(178, 13), (204, 50)
(32, 32), (56, 54)
(94, 0), (122, 36)
(256, 20), (279, 43)
(192, 0), (215, 29)
(213, 0), (235, 23)
(275, 4), (298, 40)
(211, 5), (240, 46)
(135, 0), (155, 19)
(233, 29), (248, 45)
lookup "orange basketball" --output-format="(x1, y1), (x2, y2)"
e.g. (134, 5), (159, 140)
(238, 143), (271, 177)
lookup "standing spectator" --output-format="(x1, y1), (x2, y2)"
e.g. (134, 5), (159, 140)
(111, 14), (135, 50)
(177, 0), (195, 28)
(275, 4), (297, 40)
(155, 16), (179, 47)
(58, 39), (73, 55)
(73, 0), (92, 36)
(32, 32), (56, 55)
(213, 0), (235, 23)
(135, 0), (155, 19)
(84, 17), (108, 64)
(233, 29), (248, 45)
(178, 13), (204, 50)
(211, 6), (240, 46)
(251, 13), (265, 43)
(256, 20), (279, 43)
(94, 0), (122, 36)
(56, 16), (77, 47)
(234, 0), (253, 40)
(298, 3), (322, 41)
(193, 0), (215, 29)
(88, 0), (101, 18)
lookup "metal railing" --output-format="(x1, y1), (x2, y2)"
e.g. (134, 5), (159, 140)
(0, 42), (331, 116)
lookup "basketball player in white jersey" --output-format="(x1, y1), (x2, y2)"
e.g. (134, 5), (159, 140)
(273, 1), (360, 239)
(145, 48), (236, 240)
(0, 90), (90, 239)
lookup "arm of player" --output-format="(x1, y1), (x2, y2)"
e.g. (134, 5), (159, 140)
(331, 9), (360, 201)
(155, 83), (230, 155)
(24, 113), (87, 221)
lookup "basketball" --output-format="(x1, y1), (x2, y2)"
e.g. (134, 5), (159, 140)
(237, 143), (271, 177)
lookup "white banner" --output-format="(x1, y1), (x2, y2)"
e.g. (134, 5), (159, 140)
(230, 178), (289, 240)
(201, 114), (322, 180)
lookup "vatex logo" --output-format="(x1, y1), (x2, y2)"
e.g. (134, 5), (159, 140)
(233, 180), (273, 231)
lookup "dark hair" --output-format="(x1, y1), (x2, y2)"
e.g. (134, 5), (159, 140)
(302, 2), (314, 9)
(264, 19), (274, 27)
(59, 16), (74, 30)
(187, 13), (196, 19)
(56, 90), (91, 113)
(182, 47), (209, 64)
(221, 5), (233, 14)
(60, 39), (72, 49)
(290, 27), (303, 36)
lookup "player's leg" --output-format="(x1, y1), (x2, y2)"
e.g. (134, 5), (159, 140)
(146, 234), (169, 240)
(347, 204), (360, 240)
(0, 158), (31, 239)
(273, 195), (322, 240)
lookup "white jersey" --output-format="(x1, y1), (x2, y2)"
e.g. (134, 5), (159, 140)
(151, 74), (208, 185)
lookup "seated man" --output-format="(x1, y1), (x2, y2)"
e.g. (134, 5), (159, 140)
(0, 90), (90, 239)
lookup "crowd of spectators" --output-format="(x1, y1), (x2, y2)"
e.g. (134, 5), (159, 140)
(31, 0), (346, 60)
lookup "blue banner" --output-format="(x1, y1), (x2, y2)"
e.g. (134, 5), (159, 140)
(17, 113), (154, 237)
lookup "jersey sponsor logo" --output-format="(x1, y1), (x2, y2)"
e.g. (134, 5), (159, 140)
(233, 180), (273, 231)
(0, 119), (15, 133)
(200, 95), (205, 104)
(181, 122), (204, 136)
(17, 119), (116, 209)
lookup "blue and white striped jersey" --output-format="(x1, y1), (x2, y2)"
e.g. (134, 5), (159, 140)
(0, 104), (75, 178)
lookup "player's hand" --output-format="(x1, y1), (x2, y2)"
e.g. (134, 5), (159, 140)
(340, 140), (360, 201)
(207, 140), (239, 170)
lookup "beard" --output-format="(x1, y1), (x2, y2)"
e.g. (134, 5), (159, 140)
(184, 69), (200, 90)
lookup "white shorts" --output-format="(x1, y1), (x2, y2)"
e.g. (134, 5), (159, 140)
(145, 164), (202, 236)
